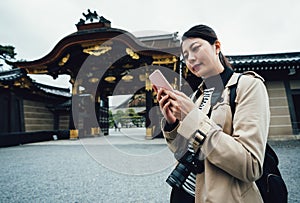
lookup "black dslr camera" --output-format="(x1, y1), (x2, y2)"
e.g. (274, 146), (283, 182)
(166, 149), (204, 189)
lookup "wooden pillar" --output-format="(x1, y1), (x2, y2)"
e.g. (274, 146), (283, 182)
(8, 88), (22, 133)
(53, 111), (59, 130)
(98, 96), (109, 135)
(284, 80), (298, 134)
(145, 72), (153, 139)
(69, 79), (79, 139)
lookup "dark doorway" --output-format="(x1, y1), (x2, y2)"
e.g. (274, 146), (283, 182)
(0, 91), (24, 133)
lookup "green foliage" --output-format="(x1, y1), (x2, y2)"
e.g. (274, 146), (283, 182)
(110, 108), (145, 128)
(115, 110), (125, 119)
(125, 108), (136, 117)
(0, 45), (16, 61)
(108, 110), (114, 128)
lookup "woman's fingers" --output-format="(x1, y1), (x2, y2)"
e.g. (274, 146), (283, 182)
(158, 94), (177, 124)
(169, 99), (178, 111)
(163, 100), (177, 124)
(158, 94), (170, 111)
(164, 90), (176, 100)
(157, 88), (167, 101)
(168, 89), (189, 100)
(157, 88), (162, 101)
(162, 100), (171, 112)
(157, 88), (193, 122)
(152, 85), (158, 93)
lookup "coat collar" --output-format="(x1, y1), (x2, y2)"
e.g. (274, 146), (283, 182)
(225, 72), (241, 88)
(225, 71), (265, 88)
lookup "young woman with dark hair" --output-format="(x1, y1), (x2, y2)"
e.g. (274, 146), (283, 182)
(157, 24), (270, 203)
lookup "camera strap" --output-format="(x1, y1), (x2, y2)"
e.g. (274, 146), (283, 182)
(192, 149), (205, 174)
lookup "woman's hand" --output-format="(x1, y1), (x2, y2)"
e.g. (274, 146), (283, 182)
(157, 88), (197, 122)
(165, 90), (197, 121)
(157, 88), (177, 124)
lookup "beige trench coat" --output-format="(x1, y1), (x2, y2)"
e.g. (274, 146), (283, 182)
(163, 72), (270, 203)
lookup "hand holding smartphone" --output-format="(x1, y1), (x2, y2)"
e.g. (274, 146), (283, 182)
(149, 69), (178, 124)
(149, 69), (174, 92)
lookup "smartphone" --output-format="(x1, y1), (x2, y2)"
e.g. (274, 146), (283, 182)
(149, 69), (173, 91)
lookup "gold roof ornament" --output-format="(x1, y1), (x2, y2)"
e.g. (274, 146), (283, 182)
(83, 45), (112, 56)
(145, 72), (152, 91)
(104, 76), (116, 83)
(126, 48), (139, 60)
(58, 54), (70, 66)
(152, 55), (177, 65)
(88, 77), (99, 83)
(122, 74), (134, 82)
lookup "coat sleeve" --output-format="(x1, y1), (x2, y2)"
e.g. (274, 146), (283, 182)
(161, 118), (192, 157)
(177, 76), (270, 183)
(161, 118), (180, 153)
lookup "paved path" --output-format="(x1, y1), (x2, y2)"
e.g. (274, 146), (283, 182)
(0, 128), (299, 202)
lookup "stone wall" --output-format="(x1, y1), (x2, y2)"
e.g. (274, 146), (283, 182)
(59, 113), (70, 130)
(266, 81), (293, 139)
(23, 100), (54, 131)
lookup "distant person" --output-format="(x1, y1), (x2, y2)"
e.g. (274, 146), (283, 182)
(156, 24), (270, 202)
(117, 122), (121, 132)
(114, 121), (118, 131)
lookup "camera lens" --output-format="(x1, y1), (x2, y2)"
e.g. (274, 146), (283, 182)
(166, 163), (191, 188)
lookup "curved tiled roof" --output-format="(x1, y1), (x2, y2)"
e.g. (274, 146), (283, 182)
(227, 52), (300, 70)
(0, 68), (71, 98)
(0, 68), (26, 82)
(35, 83), (71, 97)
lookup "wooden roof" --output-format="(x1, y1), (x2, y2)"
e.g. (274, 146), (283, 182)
(227, 52), (300, 80)
(0, 68), (71, 100)
(13, 24), (180, 78)
(10, 10), (299, 94)
(11, 12), (181, 98)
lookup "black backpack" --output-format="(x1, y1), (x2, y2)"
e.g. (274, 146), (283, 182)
(229, 74), (288, 203)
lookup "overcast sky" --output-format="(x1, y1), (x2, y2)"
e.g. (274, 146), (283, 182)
(0, 0), (299, 89)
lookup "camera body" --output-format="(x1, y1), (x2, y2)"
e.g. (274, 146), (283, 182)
(166, 149), (204, 189)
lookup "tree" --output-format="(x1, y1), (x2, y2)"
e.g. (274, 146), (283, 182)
(0, 45), (17, 65)
(125, 108), (136, 117)
(114, 110), (125, 123)
(108, 110), (114, 128)
(124, 108), (142, 127)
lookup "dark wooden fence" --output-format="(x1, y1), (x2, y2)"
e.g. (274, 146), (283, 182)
(0, 130), (69, 147)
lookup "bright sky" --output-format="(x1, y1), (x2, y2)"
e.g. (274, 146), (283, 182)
(1, 0), (299, 89)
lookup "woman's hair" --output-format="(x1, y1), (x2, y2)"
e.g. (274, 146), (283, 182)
(181, 24), (232, 68)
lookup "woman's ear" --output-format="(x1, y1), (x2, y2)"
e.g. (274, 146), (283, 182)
(215, 40), (221, 54)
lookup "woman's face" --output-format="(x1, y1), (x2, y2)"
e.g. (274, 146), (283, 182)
(182, 37), (221, 78)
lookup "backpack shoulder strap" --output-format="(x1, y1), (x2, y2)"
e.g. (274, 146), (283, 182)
(229, 73), (281, 171)
(229, 71), (266, 116)
(229, 74), (242, 116)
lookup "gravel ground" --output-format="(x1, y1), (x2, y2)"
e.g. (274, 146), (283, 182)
(0, 137), (299, 203)
(0, 143), (172, 203)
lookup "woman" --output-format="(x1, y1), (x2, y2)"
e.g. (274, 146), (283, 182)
(157, 25), (270, 202)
